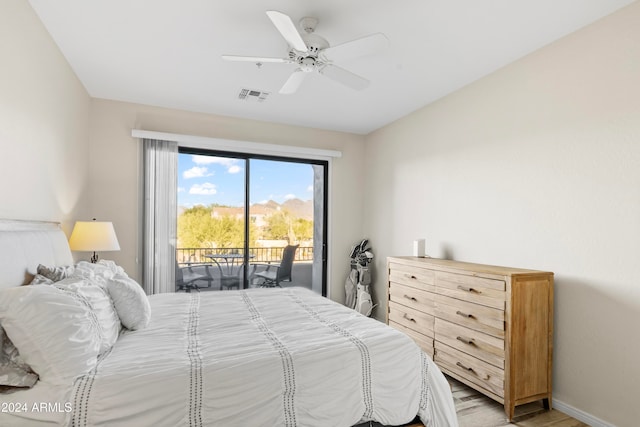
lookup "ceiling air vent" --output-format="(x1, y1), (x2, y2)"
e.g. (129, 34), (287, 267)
(238, 88), (270, 103)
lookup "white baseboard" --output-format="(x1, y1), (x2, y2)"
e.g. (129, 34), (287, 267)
(552, 398), (616, 427)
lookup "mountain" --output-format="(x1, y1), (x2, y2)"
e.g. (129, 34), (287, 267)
(282, 198), (313, 220)
(251, 198), (313, 220)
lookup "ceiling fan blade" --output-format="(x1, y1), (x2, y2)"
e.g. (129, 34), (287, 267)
(266, 10), (308, 53)
(279, 70), (307, 94)
(318, 64), (370, 91)
(222, 55), (290, 63)
(322, 33), (389, 63)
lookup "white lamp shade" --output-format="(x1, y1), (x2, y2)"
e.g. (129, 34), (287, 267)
(68, 221), (120, 252)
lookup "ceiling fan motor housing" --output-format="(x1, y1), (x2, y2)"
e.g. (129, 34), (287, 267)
(290, 32), (329, 72)
(296, 33), (329, 56)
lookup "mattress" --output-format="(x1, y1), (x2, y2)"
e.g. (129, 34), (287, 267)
(0, 287), (457, 426)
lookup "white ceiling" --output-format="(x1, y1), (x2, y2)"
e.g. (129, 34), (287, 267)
(29, 0), (634, 135)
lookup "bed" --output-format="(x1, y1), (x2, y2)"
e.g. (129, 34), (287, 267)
(0, 220), (458, 427)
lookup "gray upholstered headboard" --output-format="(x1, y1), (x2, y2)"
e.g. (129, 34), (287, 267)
(0, 219), (74, 289)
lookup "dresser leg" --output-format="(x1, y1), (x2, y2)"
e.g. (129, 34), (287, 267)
(543, 397), (551, 410)
(505, 404), (515, 422)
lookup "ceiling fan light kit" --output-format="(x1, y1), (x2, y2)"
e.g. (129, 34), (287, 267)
(222, 10), (388, 95)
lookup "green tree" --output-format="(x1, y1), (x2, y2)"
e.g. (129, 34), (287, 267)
(264, 210), (313, 243)
(264, 210), (290, 241)
(292, 218), (313, 241)
(177, 205), (256, 249)
(178, 205), (214, 248)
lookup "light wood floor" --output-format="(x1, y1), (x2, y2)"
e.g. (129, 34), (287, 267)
(407, 376), (588, 427)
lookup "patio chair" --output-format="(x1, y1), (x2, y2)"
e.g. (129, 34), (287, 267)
(252, 245), (299, 287)
(175, 261), (213, 292)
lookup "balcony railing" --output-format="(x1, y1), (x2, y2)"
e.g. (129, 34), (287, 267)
(177, 246), (313, 266)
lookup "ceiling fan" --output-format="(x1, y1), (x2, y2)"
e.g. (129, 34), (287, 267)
(222, 11), (388, 94)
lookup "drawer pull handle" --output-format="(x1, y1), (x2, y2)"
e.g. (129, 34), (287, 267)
(403, 294), (418, 302)
(456, 362), (475, 373)
(456, 362), (490, 380)
(406, 274), (418, 280)
(456, 310), (474, 319)
(456, 336), (475, 346)
(403, 313), (417, 323)
(457, 285), (479, 293)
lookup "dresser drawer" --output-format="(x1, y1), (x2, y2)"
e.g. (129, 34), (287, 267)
(434, 294), (504, 339)
(389, 283), (435, 315)
(388, 300), (434, 337)
(435, 271), (505, 309)
(435, 342), (504, 398)
(390, 321), (434, 357)
(435, 318), (504, 369)
(388, 262), (435, 292)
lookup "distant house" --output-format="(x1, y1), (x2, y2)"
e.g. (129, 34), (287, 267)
(211, 206), (243, 220)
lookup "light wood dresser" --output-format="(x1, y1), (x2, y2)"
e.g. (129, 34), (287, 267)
(386, 256), (553, 421)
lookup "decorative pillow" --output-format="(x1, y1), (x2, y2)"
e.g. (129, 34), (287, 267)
(1, 327), (32, 372)
(54, 277), (121, 354)
(0, 285), (101, 385)
(106, 274), (151, 330)
(36, 264), (75, 282)
(0, 363), (38, 388)
(0, 328), (38, 388)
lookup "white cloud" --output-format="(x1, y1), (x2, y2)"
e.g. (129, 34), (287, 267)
(177, 187), (185, 193)
(189, 183), (217, 195)
(191, 155), (242, 174)
(183, 166), (211, 179)
(284, 194), (296, 200)
(306, 185), (313, 192)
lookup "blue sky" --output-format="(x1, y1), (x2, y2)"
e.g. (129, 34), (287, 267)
(178, 154), (314, 207)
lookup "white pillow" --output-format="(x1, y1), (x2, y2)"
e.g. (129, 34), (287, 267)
(96, 259), (127, 277)
(0, 286), (101, 385)
(54, 277), (121, 354)
(72, 261), (117, 286)
(106, 274), (151, 330)
(28, 274), (54, 286)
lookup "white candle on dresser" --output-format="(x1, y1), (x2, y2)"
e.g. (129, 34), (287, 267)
(412, 239), (425, 257)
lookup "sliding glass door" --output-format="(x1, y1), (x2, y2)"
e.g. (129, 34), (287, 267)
(176, 148), (327, 295)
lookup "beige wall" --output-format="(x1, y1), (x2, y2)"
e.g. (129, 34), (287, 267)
(88, 99), (366, 298)
(0, 0), (90, 233)
(364, 3), (640, 425)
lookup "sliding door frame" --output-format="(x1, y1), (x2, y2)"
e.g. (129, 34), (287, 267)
(179, 147), (329, 296)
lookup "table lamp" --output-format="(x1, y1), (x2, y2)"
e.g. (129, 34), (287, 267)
(69, 219), (120, 263)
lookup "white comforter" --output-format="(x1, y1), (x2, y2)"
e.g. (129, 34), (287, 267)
(1, 288), (457, 427)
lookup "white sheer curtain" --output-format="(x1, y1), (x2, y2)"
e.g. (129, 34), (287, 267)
(143, 138), (178, 294)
